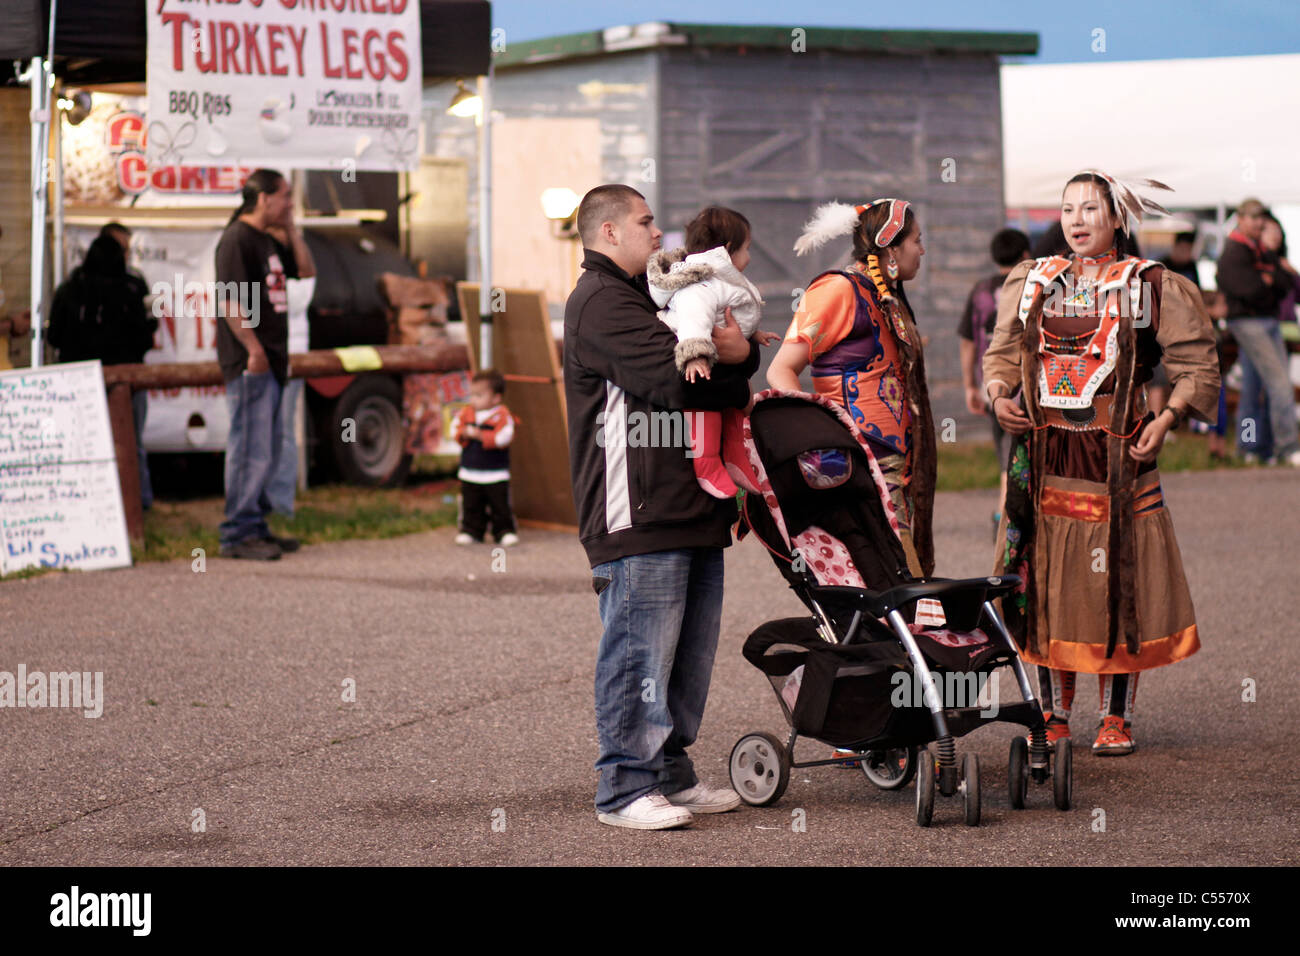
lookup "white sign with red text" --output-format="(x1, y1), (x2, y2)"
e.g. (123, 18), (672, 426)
(147, 0), (422, 173)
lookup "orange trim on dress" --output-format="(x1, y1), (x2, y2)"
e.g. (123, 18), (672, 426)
(1040, 486), (1110, 522)
(1020, 625), (1200, 674)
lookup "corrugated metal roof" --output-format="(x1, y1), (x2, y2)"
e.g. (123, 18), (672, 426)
(495, 21), (1038, 68)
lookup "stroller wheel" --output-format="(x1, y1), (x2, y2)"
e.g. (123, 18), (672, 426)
(860, 746), (917, 791)
(960, 753), (981, 826)
(1053, 738), (1073, 811)
(1008, 736), (1029, 810)
(729, 732), (790, 807)
(915, 749), (936, 827)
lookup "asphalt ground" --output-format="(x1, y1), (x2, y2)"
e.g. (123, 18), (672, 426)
(1, 467), (1297, 867)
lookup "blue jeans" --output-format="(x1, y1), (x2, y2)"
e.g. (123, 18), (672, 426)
(220, 371), (284, 547)
(267, 378), (303, 516)
(131, 389), (153, 510)
(591, 547), (725, 814)
(1232, 318), (1296, 457)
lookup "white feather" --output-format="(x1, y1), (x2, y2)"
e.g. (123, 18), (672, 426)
(794, 202), (861, 257)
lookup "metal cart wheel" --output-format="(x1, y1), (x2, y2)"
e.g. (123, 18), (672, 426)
(1008, 736), (1029, 810)
(961, 752), (981, 826)
(860, 746), (917, 791)
(1053, 738), (1073, 811)
(729, 732), (790, 807)
(915, 748), (936, 827)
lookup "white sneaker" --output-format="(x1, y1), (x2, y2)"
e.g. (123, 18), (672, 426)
(665, 781), (742, 814)
(499, 532), (519, 547)
(596, 793), (694, 830)
(454, 533), (475, 546)
(1286, 450), (1300, 468)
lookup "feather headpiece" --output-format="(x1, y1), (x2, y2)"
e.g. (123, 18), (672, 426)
(793, 198), (911, 256)
(1078, 170), (1174, 236)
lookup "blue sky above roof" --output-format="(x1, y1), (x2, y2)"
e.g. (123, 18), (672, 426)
(489, 0), (1300, 63)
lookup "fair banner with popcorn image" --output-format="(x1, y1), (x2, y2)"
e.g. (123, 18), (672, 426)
(146, 0), (422, 172)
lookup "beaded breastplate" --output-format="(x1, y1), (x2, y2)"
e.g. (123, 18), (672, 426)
(1017, 255), (1158, 410)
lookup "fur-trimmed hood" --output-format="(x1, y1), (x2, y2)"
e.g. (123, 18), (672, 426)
(646, 245), (761, 309)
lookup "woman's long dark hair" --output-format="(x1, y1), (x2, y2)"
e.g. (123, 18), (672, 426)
(1064, 172), (1134, 258)
(78, 234), (127, 279)
(228, 168), (286, 224)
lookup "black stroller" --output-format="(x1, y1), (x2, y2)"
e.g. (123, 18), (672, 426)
(728, 390), (1070, 826)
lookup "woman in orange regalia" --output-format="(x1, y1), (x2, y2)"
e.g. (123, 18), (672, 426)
(982, 171), (1220, 756)
(767, 199), (936, 579)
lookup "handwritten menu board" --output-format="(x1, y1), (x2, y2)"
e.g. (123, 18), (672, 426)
(0, 361), (132, 576)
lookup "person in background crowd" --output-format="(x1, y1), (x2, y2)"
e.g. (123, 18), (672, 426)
(1149, 230), (1206, 426)
(264, 220), (316, 517)
(1216, 199), (1299, 466)
(959, 227), (1030, 525)
(47, 231), (157, 509)
(215, 168), (301, 559)
(1161, 231), (1201, 285)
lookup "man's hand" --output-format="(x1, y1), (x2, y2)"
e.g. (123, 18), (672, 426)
(246, 346), (270, 375)
(711, 308), (751, 364)
(993, 395), (1031, 435)
(965, 385), (985, 415)
(684, 356), (711, 382)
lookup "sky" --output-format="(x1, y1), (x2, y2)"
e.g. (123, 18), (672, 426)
(489, 0), (1300, 63)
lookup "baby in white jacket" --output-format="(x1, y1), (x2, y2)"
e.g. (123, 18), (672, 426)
(646, 206), (779, 498)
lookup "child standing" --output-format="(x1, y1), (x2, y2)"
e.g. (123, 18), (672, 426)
(647, 206), (778, 497)
(452, 369), (519, 546)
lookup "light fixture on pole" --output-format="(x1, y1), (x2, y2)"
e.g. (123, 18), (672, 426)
(57, 90), (91, 126)
(448, 74), (493, 368)
(447, 80), (482, 119)
(541, 187), (581, 239)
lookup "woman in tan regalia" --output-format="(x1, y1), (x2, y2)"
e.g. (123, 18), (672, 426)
(982, 171), (1220, 756)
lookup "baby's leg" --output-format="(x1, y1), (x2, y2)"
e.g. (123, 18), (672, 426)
(720, 407), (759, 492)
(687, 409), (736, 499)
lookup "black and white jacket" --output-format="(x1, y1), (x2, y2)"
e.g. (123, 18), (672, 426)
(564, 250), (759, 567)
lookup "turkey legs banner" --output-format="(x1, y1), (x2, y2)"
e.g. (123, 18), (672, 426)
(147, 0), (423, 172)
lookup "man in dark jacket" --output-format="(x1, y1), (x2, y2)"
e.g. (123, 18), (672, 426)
(565, 184), (760, 829)
(1216, 198), (1299, 465)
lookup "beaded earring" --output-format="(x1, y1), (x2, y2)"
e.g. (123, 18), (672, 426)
(886, 258), (900, 281)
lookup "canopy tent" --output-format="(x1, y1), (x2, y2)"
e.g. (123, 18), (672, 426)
(2, 0), (491, 84)
(5, 0), (492, 368)
(1001, 54), (1300, 210)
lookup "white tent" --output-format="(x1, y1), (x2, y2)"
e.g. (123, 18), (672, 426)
(1002, 54), (1300, 211)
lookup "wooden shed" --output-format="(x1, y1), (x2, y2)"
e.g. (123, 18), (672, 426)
(423, 21), (1038, 428)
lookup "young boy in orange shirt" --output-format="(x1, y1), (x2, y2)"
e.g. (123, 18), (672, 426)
(452, 369), (519, 546)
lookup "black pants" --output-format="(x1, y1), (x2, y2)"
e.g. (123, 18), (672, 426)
(460, 480), (516, 541)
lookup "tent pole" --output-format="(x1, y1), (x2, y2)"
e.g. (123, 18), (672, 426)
(476, 63), (493, 370)
(52, 81), (65, 288)
(29, 55), (51, 369)
(29, 0), (59, 368)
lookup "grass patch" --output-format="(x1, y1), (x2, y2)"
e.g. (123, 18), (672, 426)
(936, 433), (1238, 492)
(129, 479), (459, 564)
(936, 443), (1003, 492)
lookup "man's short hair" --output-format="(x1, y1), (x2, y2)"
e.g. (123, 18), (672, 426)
(100, 221), (131, 241)
(1173, 231), (1196, 245)
(1238, 198), (1266, 219)
(990, 228), (1030, 267)
(576, 184), (645, 246)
